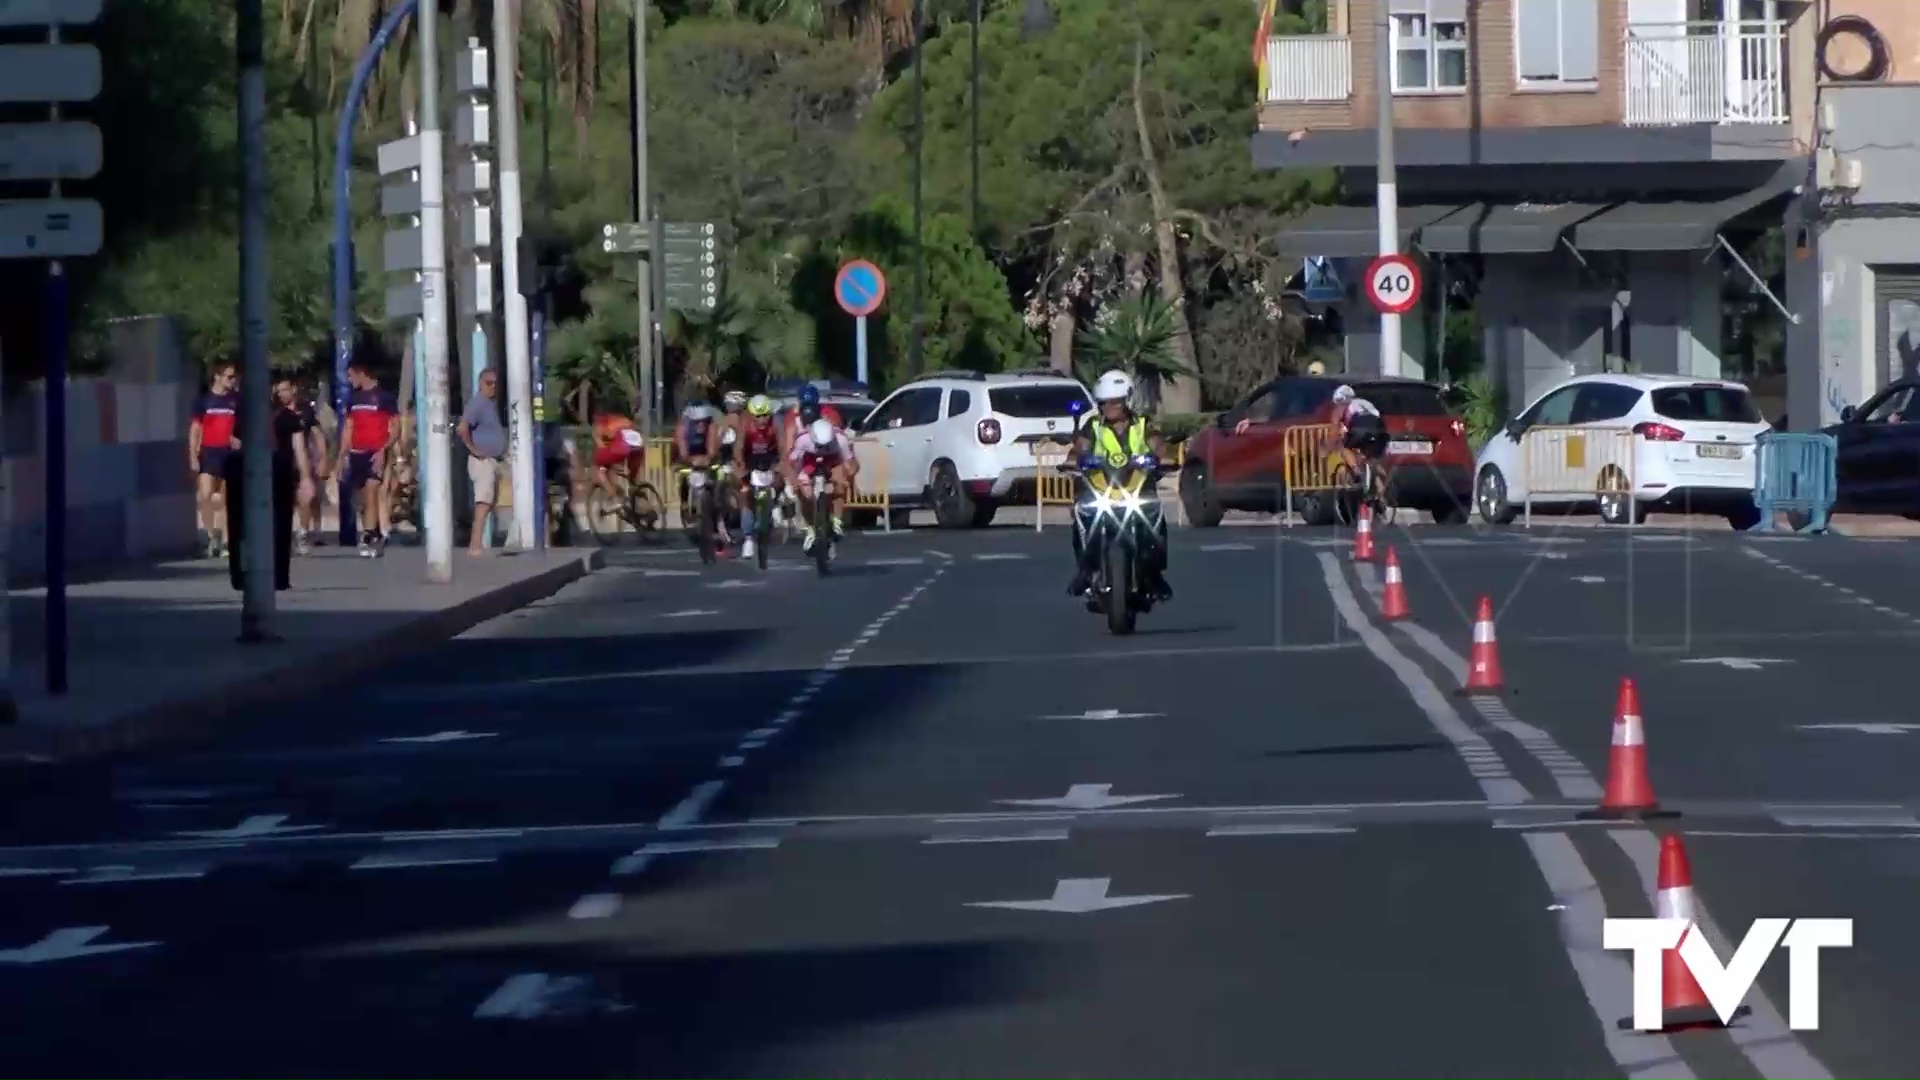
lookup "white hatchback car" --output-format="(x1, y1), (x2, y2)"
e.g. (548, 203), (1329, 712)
(1473, 373), (1770, 529)
(851, 369), (1092, 528)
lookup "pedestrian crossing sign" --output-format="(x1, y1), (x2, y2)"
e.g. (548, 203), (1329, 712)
(1302, 256), (1344, 303)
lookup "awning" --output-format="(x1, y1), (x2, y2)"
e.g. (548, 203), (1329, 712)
(1276, 203), (1468, 259)
(1570, 179), (1798, 252)
(1418, 202), (1611, 254)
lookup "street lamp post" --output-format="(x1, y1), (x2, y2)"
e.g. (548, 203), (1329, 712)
(910, 0), (926, 378)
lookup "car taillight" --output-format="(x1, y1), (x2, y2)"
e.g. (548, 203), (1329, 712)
(1449, 418), (1465, 439)
(1634, 421), (1685, 442)
(977, 418), (1001, 444)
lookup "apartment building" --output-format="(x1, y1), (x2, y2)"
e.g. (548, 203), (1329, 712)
(1783, 1), (1920, 429)
(1255, 0), (1812, 413)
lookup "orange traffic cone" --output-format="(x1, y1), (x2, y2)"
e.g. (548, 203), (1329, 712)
(1352, 503), (1376, 562)
(1582, 677), (1677, 820)
(1616, 835), (1749, 1031)
(1381, 547), (1409, 620)
(1463, 596), (1501, 692)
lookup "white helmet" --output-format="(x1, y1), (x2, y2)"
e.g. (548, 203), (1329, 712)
(1093, 370), (1134, 404)
(1331, 384), (1356, 405)
(683, 402), (715, 421)
(809, 418), (836, 446)
(722, 389), (747, 409)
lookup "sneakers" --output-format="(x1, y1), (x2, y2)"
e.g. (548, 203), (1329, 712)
(741, 537), (757, 562)
(801, 526), (818, 553)
(831, 516), (846, 539)
(294, 530), (312, 557)
(358, 530), (385, 558)
(206, 533), (225, 560)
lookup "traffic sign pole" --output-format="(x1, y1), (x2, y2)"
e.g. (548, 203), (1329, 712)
(833, 260), (887, 385)
(1372, 0), (1401, 379)
(856, 316), (869, 385)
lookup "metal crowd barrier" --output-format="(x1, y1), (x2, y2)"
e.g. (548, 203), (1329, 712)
(1033, 441), (1076, 532)
(1280, 423), (1341, 526)
(1519, 425), (1637, 527)
(1752, 431), (1836, 533)
(845, 436), (892, 529)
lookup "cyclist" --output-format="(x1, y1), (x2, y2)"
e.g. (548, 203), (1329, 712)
(734, 394), (783, 562)
(676, 399), (727, 552)
(712, 389), (749, 542)
(1066, 370), (1172, 601)
(1331, 383), (1388, 497)
(781, 385), (856, 529)
(590, 409), (644, 503)
(784, 416), (852, 554)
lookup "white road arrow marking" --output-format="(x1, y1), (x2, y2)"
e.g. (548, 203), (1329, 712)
(658, 609), (720, 619)
(968, 877), (1189, 914)
(865, 557), (926, 567)
(1572, 575), (1606, 584)
(380, 730), (498, 744)
(171, 814), (327, 839)
(1800, 723), (1920, 736)
(0, 926), (159, 964)
(998, 784), (1180, 811)
(709, 579), (764, 589)
(1041, 708), (1164, 721)
(1532, 551), (1569, 561)
(1679, 657), (1790, 671)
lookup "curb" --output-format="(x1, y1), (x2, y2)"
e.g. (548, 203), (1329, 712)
(0, 549), (605, 765)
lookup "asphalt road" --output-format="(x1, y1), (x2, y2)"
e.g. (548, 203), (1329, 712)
(3, 522), (1919, 1077)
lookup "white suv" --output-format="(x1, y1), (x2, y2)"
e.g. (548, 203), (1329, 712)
(851, 369), (1092, 528)
(1473, 373), (1771, 529)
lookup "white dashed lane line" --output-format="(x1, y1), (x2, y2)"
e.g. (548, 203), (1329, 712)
(1741, 545), (1920, 623)
(540, 558), (951, 942)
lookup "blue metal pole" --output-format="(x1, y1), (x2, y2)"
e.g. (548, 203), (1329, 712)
(44, 263), (68, 696)
(332, 0), (420, 544)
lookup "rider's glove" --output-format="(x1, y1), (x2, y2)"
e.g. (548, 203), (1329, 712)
(1076, 453), (1103, 472)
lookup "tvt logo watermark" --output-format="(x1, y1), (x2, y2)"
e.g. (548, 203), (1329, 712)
(1603, 918), (1853, 1031)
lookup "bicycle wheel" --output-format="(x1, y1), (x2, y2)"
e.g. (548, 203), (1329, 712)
(694, 487), (717, 564)
(586, 485), (626, 545)
(1367, 465), (1397, 527)
(1328, 462), (1360, 527)
(630, 482), (667, 534)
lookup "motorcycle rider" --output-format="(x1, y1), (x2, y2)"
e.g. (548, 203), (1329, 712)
(1067, 370), (1173, 601)
(734, 394), (783, 562)
(784, 416), (853, 554)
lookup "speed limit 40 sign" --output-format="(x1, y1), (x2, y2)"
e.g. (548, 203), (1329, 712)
(1364, 253), (1422, 315)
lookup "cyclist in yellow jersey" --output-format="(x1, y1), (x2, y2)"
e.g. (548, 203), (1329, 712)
(1066, 369), (1173, 600)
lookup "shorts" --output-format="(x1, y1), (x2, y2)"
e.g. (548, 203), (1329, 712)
(468, 455), (501, 504)
(345, 449), (384, 490)
(198, 447), (232, 478)
(1343, 414), (1388, 455)
(594, 444), (641, 471)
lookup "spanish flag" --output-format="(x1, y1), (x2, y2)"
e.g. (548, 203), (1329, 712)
(1253, 0), (1277, 101)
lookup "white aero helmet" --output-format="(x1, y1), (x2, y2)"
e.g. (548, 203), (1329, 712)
(1331, 384), (1356, 405)
(1092, 369), (1134, 405)
(809, 418), (836, 446)
(723, 389), (747, 409)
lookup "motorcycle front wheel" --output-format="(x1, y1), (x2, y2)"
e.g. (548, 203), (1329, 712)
(1103, 541), (1137, 636)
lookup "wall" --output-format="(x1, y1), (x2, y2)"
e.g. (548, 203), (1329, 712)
(1820, 83), (1920, 203)
(1, 316), (197, 583)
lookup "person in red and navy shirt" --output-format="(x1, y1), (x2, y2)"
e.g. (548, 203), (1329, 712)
(189, 363), (240, 559)
(335, 360), (400, 557)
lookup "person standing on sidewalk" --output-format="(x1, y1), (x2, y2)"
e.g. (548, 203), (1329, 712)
(222, 377), (314, 592)
(458, 367), (508, 555)
(293, 375), (326, 554)
(189, 363), (240, 559)
(337, 361), (399, 558)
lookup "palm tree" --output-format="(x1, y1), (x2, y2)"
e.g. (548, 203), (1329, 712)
(1075, 289), (1192, 414)
(665, 269), (818, 396)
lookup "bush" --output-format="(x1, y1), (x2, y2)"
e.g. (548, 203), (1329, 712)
(1157, 412), (1216, 446)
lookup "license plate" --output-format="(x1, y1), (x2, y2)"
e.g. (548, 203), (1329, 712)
(1387, 440), (1431, 456)
(1697, 444), (1742, 460)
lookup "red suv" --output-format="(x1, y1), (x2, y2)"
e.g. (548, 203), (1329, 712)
(1180, 376), (1474, 526)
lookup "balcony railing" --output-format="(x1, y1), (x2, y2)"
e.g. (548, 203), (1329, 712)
(1624, 20), (1786, 126)
(1263, 35), (1352, 103)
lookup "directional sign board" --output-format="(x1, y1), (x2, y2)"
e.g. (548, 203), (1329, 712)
(0, 199), (102, 259)
(0, 44), (102, 103)
(1363, 253), (1421, 316)
(835, 260), (886, 317)
(1301, 256), (1343, 303)
(0, 121), (101, 181)
(602, 222), (648, 255)
(661, 222), (719, 311)
(0, 0), (104, 25)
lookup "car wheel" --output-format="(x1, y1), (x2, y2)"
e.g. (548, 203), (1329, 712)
(931, 461), (976, 529)
(1476, 467), (1518, 526)
(1180, 463), (1225, 527)
(970, 500), (998, 528)
(1595, 466), (1646, 526)
(1725, 500), (1763, 531)
(1429, 500), (1469, 526)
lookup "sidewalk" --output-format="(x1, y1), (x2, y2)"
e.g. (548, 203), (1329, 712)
(0, 543), (602, 762)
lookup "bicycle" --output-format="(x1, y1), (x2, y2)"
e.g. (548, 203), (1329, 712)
(1328, 445), (1395, 528)
(586, 456), (666, 545)
(680, 463), (720, 564)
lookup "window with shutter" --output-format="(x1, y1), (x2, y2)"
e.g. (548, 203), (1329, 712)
(1515, 0), (1601, 85)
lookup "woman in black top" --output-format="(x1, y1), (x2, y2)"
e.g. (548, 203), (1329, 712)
(221, 379), (317, 591)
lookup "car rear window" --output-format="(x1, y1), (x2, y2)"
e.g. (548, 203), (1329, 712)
(1651, 386), (1762, 423)
(989, 384), (1091, 419)
(835, 403), (875, 430)
(1355, 382), (1449, 417)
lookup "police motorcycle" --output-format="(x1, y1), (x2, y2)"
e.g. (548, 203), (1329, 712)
(1064, 449), (1168, 636)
